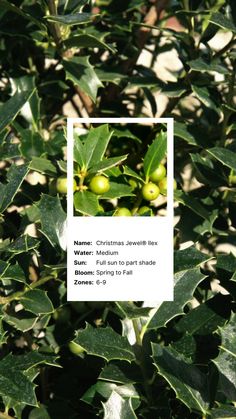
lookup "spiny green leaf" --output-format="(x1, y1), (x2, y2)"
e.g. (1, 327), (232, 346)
(174, 246), (212, 273)
(207, 147), (236, 172)
(147, 267), (206, 330)
(213, 313), (236, 400)
(63, 56), (103, 102)
(0, 164), (29, 213)
(73, 324), (135, 362)
(20, 289), (54, 315)
(152, 344), (209, 414)
(37, 194), (67, 250)
(0, 89), (35, 133)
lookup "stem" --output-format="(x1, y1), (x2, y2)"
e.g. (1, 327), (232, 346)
(0, 275), (55, 305)
(132, 317), (153, 403)
(47, 0), (62, 49)
(131, 190), (143, 215)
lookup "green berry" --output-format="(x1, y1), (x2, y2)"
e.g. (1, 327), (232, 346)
(68, 341), (84, 355)
(89, 175), (110, 195)
(114, 207), (132, 216)
(128, 179), (139, 190)
(229, 172), (236, 185)
(56, 176), (67, 194)
(158, 177), (167, 195)
(142, 182), (160, 201)
(149, 164), (166, 183)
(73, 179), (77, 192)
(173, 179), (177, 190)
(138, 206), (153, 216)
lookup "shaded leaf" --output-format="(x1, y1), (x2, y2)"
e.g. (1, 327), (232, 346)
(152, 344), (209, 414)
(209, 12), (236, 33)
(20, 289), (54, 315)
(207, 147), (236, 172)
(0, 89), (35, 133)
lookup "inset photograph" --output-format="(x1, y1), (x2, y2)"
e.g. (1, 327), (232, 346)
(72, 123), (169, 216)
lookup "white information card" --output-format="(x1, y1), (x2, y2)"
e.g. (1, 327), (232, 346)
(67, 118), (174, 301)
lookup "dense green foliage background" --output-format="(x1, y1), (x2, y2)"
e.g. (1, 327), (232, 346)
(0, 0), (236, 418)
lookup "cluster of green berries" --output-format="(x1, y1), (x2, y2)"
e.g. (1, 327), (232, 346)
(56, 162), (175, 216)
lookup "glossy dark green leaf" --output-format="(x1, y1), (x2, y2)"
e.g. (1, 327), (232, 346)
(95, 69), (126, 85)
(37, 194), (67, 250)
(175, 294), (231, 336)
(102, 391), (137, 419)
(74, 190), (100, 216)
(216, 253), (236, 272)
(192, 85), (220, 115)
(207, 147), (236, 172)
(64, 34), (116, 52)
(11, 76), (41, 130)
(210, 406), (236, 418)
(0, 352), (59, 370)
(83, 124), (113, 169)
(0, 367), (37, 406)
(73, 324), (135, 362)
(152, 344), (209, 414)
(3, 311), (38, 332)
(0, 163), (29, 213)
(63, 56), (103, 102)
(99, 362), (141, 385)
(191, 153), (226, 186)
(100, 182), (134, 199)
(174, 246), (212, 273)
(143, 131), (167, 179)
(174, 190), (210, 220)
(174, 122), (197, 145)
(115, 302), (153, 319)
(82, 381), (140, 409)
(20, 289), (54, 315)
(209, 12), (236, 33)
(46, 12), (95, 26)
(213, 314), (236, 400)
(0, 89), (35, 133)
(0, 0), (46, 29)
(0, 262), (27, 284)
(29, 157), (57, 176)
(19, 131), (45, 159)
(89, 155), (128, 174)
(147, 268), (206, 330)
(188, 58), (228, 74)
(74, 136), (86, 168)
(7, 235), (39, 255)
(122, 166), (144, 183)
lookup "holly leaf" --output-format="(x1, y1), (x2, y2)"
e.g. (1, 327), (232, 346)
(73, 324), (135, 362)
(37, 194), (67, 250)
